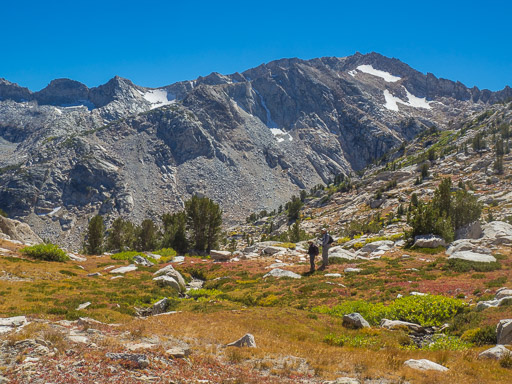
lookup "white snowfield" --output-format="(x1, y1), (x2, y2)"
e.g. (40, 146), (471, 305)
(141, 89), (175, 109)
(270, 128), (293, 143)
(356, 65), (401, 82)
(384, 87), (431, 112)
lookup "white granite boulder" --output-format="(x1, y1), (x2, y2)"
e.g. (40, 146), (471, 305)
(153, 275), (181, 291)
(109, 264), (138, 274)
(446, 240), (491, 255)
(328, 247), (357, 260)
(263, 268), (301, 279)
(403, 359), (448, 372)
(413, 235), (446, 248)
(448, 251), (496, 263)
(479, 345), (511, 360)
(482, 221), (512, 245)
(227, 333), (256, 347)
(497, 319), (512, 345)
(210, 250), (232, 261)
(380, 319), (424, 333)
(342, 313), (370, 329)
(154, 264), (186, 291)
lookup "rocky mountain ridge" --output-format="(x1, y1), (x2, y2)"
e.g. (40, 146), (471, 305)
(0, 52), (511, 248)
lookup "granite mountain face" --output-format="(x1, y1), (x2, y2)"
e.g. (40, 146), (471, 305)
(0, 52), (510, 247)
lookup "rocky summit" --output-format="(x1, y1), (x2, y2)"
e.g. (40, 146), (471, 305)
(0, 52), (511, 247)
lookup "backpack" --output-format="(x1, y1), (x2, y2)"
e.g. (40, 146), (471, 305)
(327, 235), (334, 244)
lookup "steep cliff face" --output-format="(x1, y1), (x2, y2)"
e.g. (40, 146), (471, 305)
(0, 52), (509, 247)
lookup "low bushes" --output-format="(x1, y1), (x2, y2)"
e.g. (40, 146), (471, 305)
(313, 295), (467, 327)
(21, 243), (69, 262)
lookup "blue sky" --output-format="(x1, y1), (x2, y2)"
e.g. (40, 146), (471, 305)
(2, 0), (511, 91)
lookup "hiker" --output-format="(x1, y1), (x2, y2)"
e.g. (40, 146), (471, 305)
(318, 228), (333, 270)
(307, 240), (319, 272)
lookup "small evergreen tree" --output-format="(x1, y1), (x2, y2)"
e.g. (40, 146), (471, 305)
(85, 215), (104, 255)
(135, 219), (159, 251)
(106, 218), (135, 251)
(185, 195), (222, 253)
(162, 211), (189, 253)
(287, 195), (303, 221)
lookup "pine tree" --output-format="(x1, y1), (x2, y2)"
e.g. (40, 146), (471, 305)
(85, 215), (104, 255)
(162, 212), (189, 253)
(185, 195), (222, 253)
(106, 218), (135, 251)
(135, 219), (159, 251)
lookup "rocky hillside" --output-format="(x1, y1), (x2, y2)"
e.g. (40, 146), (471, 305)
(1, 52), (511, 248)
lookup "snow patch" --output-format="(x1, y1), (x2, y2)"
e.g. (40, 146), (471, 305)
(383, 90), (400, 111)
(383, 87), (431, 112)
(270, 128), (293, 143)
(356, 65), (401, 82)
(142, 89), (175, 109)
(348, 70), (357, 77)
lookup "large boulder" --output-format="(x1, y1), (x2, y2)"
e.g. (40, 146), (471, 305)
(380, 319), (424, 333)
(226, 333), (256, 348)
(448, 251), (496, 263)
(403, 359), (448, 372)
(413, 235), (446, 248)
(328, 247), (357, 260)
(342, 313), (370, 329)
(263, 246), (287, 255)
(455, 221), (482, 240)
(482, 221), (512, 245)
(479, 345), (511, 360)
(358, 240), (394, 255)
(109, 264), (138, 274)
(133, 255), (154, 267)
(496, 289), (512, 300)
(153, 276), (181, 291)
(263, 268), (301, 279)
(497, 319), (512, 345)
(210, 250), (232, 261)
(446, 240), (491, 255)
(0, 216), (42, 245)
(154, 264), (186, 291)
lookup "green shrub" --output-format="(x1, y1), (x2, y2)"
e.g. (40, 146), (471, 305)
(314, 295), (466, 327)
(461, 326), (497, 346)
(446, 259), (501, 273)
(154, 248), (177, 257)
(187, 288), (223, 299)
(111, 251), (143, 261)
(21, 244), (69, 262)
(406, 335), (472, 351)
(324, 333), (377, 348)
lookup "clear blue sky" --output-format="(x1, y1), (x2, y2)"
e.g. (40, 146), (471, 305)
(2, 0), (511, 91)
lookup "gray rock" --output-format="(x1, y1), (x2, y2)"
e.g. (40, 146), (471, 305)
(153, 275), (181, 291)
(446, 240), (491, 255)
(482, 221), (512, 245)
(380, 319), (424, 333)
(476, 297), (512, 311)
(344, 268), (361, 273)
(109, 264), (138, 274)
(496, 289), (512, 300)
(358, 240), (394, 254)
(328, 247), (357, 260)
(133, 255), (154, 267)
(105, 352), (149, 368)
(0, 316), (28, 333)
(448, 251), (496, 263)
(166, 346), (191, 358)
(136, 297), (170, 317)
(226, 333), (256, 348)
(455, 221), (482, 240)
(210, 250), (232, 261)
(263, 246), (286, 255)
(76, 302), (91, 311)
(263, 268), (301, 279)
(154, 264), (186, 291)
(403, 359), (448, 372)
(413, 235), (446, 248)
(479, 345), (511, 360)
(0, 216), (42, 245)
(497, 319), (512, 345)
(342, 313), (370, 329)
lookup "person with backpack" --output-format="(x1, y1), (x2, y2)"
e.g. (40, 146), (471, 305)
(307, 240), (319, 273)
(319, 228), (334, 271)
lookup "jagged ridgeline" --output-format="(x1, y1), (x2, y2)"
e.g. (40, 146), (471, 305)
(0, 52), (511, 247)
